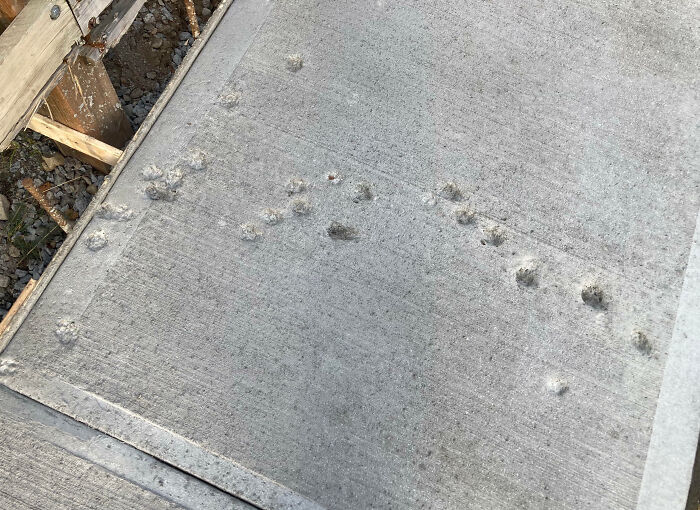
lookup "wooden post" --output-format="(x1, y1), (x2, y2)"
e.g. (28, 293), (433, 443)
(0, 0), (132, 172)
(41, 57), (132, 172)
(0, 0), (23, 27)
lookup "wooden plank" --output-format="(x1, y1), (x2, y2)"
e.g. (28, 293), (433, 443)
(82, 0), (145, 62)
(65, 0), (113, 34)
(0, 278), (36, 340)
(0, 0), (81, 151)
(28, 114), (123, 166)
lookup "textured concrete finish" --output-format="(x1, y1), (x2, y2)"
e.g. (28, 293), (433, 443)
(637, 209), (700, 510)
(0, 386), (253, 509)
(1, 0), (699, 508)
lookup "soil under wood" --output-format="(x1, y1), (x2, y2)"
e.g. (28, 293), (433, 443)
(0, 0), (219, 319)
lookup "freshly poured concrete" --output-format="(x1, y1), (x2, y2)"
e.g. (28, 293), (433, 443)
(1, 0), (698, 508)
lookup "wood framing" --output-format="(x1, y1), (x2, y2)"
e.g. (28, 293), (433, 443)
(0, 0), (81, 150)
(28, 114), (123, 166)
(82, 0), (146, 62)
(41, 57), (133, 172)
(65, 0), (114, 34)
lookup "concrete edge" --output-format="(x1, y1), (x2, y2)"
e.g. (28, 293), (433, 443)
(0, 371), (324, 510)
(0, 385), (256, 509)
(637, 206), (700, 510)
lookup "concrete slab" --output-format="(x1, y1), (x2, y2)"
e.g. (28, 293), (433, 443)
(1, 0), (698, 508)
(0, 386), (253, 509)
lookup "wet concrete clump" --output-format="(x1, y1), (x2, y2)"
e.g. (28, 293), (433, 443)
(220, 90), (242, 108)
(631, 329), (652, 355)
(515, 266), (537, 287)
(286, 53), (304, 71)
(581, 284), (606, 309)
(481, 225), (506, 246)
(187, 150), (206, 171)
(261, 208), (284, 225)
(286, 178), (308, 195)
(327, 221), (358, 240)
(546, 377), (569, 396)
(85, 231), (108, 251)
(438, 182), (462, 201)
(165, 169), (184, 189)
(142, 164), (163, 181)
(353, 182), (374, 202)
(55, 319), (79, 345)
(97, 203), (133, 221)
(0, 359), (19, 376)
(145, 182), (176, 201)
(240, 223), (262, 241)
(454, 206), (475, 225)
(291, 197), (312, 215)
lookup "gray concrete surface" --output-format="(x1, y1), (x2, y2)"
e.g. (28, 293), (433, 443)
(1, 0), (698, 508)
(0, 385), (253, 509)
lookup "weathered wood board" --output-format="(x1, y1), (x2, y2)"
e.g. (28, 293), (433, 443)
(0, 0), (81, 149)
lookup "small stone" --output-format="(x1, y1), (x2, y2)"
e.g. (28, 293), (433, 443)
(179, 31), (190, 40)
(240, 223), (262, 241)
(85, 230), (108, 251)
(202, 7), (211, 16)
(326, 172), (343, 184)
(172, 53), (182, 65)
(8, 245), (20, 258)
(151, 38), (163, 49)
(131, 88), (144, 99)
(143, 12), (155, 23)
(631, 329), (652, 355)
(0, 194), (10, 221)
(41, 152), (65, 171)
(0, 275), (9, 288)
(65, 208), (79, 221)
(146, 71), (157, 80)
(286, 53), (304, 72)
(86, 184), (98, 195)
